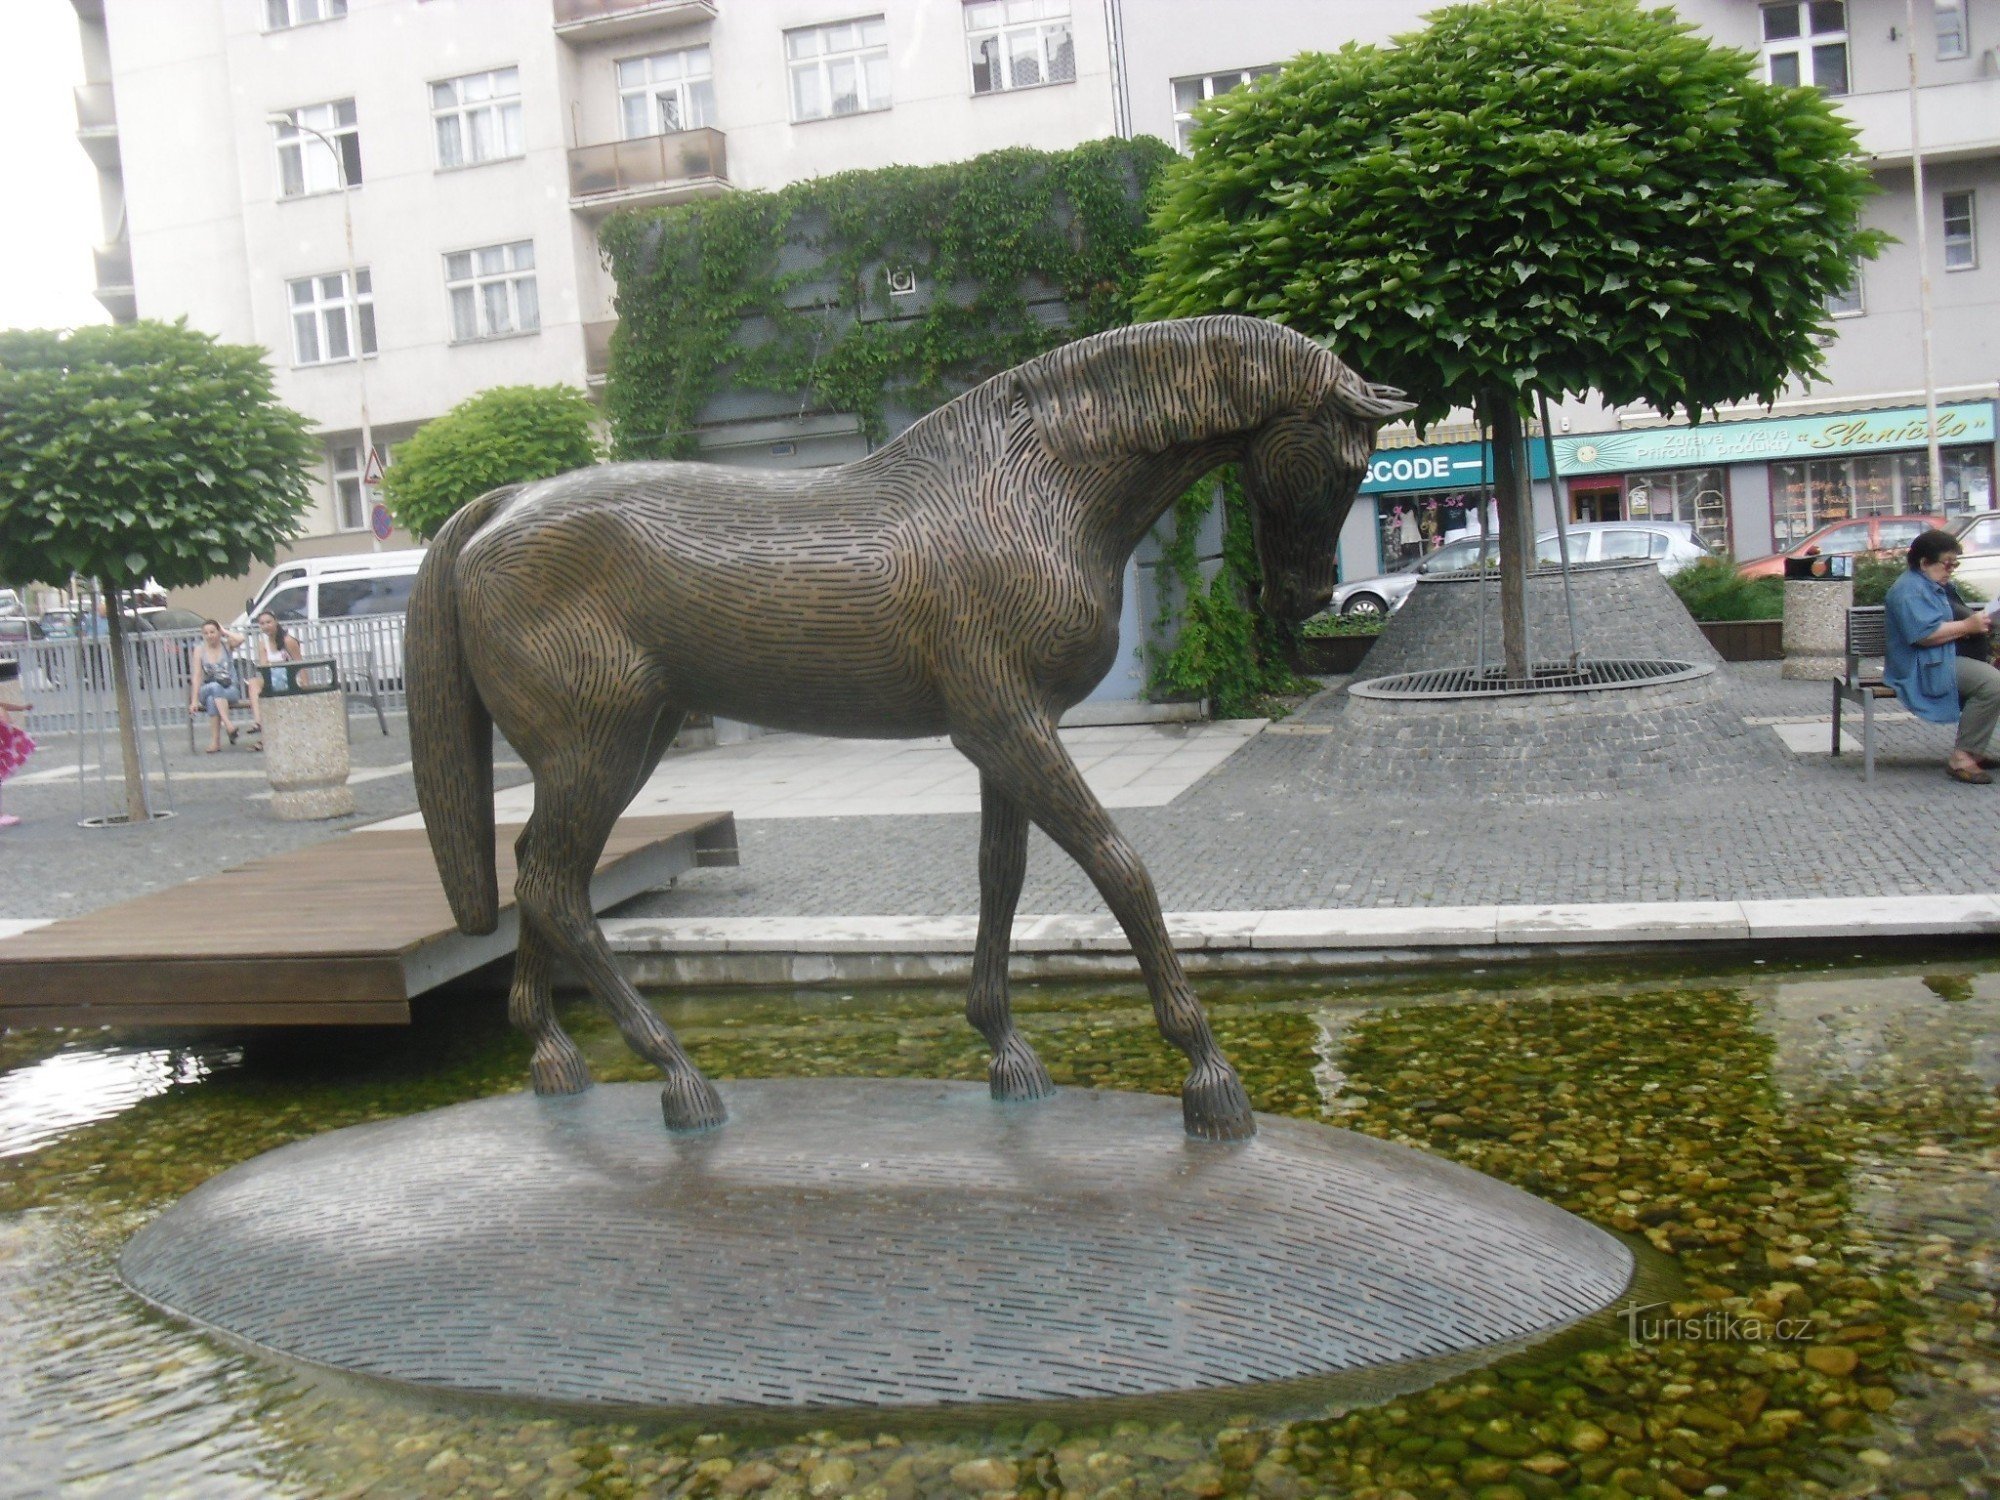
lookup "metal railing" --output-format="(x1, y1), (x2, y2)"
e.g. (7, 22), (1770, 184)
(568, 127), (726, 202)
(9, 615), (408, 741)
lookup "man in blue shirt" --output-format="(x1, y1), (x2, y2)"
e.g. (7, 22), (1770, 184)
(1884, 528), (2000, 784)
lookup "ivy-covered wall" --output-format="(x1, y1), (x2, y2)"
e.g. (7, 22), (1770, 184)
(595, 135), (1305, 714)
(597, 137), (1175, 460)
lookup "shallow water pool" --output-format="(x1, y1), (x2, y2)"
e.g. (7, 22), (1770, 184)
(2, 956), (1997, 1498)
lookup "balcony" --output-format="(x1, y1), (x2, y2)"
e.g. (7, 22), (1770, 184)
(568, 128), (728, 214)
(584, 320), (617, 384)
(92, 239), (135, 322)
(552, 0), (715, 43)
(1837, 76), (2000, 167)
(74, 81), (120, 170)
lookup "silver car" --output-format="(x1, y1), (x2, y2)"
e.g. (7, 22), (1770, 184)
(1327, 520), (1711, 619)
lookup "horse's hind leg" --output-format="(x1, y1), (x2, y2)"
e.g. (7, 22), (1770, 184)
(953, 709), (1254, 1141)
(509, 908), (591, 1094)
(971, 773), (1055, 1102)
(512, 706), (723, 1131)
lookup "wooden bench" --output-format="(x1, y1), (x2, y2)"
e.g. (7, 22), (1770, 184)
(1831, 605), (1893, 781)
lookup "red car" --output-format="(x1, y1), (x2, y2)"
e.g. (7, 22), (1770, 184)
(1736, 514), (1948, 578)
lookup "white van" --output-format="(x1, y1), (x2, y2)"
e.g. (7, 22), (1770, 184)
(236, 549), (427, 629)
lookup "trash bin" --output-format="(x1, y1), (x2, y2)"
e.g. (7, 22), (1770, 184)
(261, 657), (355, 820)
(1780, 554), (1854, 681)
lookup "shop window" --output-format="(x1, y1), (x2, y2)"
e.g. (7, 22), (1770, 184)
(1622, 468), (1730, 554)
(1768, 450), (1983, 549)
(1761, 2), (1847, 94)
(1943, 446), (1995, 514)
(1374, 492), (1482, 572)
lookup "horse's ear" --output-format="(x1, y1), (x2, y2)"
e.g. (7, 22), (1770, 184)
(1010, 321), (1274, 466)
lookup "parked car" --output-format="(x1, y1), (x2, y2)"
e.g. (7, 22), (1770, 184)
(1735, 514), (1947, 578)
(1951, 511), (2000, 598)
(1326, 521), (1708, 619)
(235, 549), (427, 630)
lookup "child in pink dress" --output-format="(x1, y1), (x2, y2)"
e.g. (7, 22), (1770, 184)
(0, 661), (33, 828)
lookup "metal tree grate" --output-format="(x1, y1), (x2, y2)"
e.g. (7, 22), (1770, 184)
(1349, 658), (1709, 701)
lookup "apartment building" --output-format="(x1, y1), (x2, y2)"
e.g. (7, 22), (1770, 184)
(70, 0), (2000, 627)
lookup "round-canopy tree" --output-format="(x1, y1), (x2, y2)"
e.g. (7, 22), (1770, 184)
(0, 319), (316, 821)
(1139, 0), (1885, 677)
(382, 384), (603, 540)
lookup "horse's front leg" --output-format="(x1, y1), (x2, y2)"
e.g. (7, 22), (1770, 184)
(951, 709), (1254, 1141)
(971, 773), (1055, 1102)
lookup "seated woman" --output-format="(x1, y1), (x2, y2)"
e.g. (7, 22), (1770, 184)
(243, 608), (301, 744)
(187, 619), (247, 753)
(1884, 529), (2000, 784)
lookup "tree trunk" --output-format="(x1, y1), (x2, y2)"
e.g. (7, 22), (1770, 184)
(102, 590), (151, 824)
(1482, 393), (1533, 682)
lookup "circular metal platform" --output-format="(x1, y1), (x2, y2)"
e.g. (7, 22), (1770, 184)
(1349, 658), (1708, 700)
(121, 1080), (1633, 1415)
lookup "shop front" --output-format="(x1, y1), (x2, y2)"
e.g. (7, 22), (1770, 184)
(1353, 441), (1549, 575)
(1552, 400), (1996, 560)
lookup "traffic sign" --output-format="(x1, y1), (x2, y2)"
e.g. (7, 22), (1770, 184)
(361, 446), (386, 486)
(369, 502), (393, 542)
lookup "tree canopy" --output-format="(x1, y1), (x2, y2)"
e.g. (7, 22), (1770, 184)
(382, 384), (602, 539)
(0, 319), (316, 590)
(1137, 0), (1886, 428)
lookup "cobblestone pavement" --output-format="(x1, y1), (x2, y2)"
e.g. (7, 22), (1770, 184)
(3, 663), (1995, 925)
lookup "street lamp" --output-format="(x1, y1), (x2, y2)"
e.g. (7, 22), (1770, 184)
(268, 111), (380, 550)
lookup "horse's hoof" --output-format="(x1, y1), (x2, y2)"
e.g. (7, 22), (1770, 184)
(1182, 1059), (1256, 1142)
(989, 1036), (1056, 1103)
(661, 1072), (726, 1133)
(529, 1040), (593, 1096)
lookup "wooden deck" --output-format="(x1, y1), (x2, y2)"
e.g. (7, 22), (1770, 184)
(0, 813), (737, 1029)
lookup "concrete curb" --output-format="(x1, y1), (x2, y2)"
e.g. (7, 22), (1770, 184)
(599, 894), (2000, 986)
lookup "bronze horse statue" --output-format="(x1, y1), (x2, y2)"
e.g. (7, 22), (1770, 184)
(408, 315), (1410, 1140)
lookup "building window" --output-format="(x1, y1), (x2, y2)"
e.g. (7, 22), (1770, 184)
(289, 269), (375, 366)
(1171, 67), (1278, 153)
(330, 443), (366, 532)
(446, 242), (538, 342)
(1825, 260), (1864, 317)
(617, 47), (715, 138)
(274, 100), (361, 196)
(1936, 0), (1970, 59)
(1944, 190), (1977, 270)
(1761, 2), (1848, 94)
(786, 16), (890, 121)
(965, 1), (1074, 95)
(432, 68), (522, 168)
(265, 0), (345, 30)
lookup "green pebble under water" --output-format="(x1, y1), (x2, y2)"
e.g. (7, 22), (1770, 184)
(2, 958), (1996, 1497)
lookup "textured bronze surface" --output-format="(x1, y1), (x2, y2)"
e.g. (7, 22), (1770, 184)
(407, 316), (1410, 1138)
(120, 1080), (1634, 1415)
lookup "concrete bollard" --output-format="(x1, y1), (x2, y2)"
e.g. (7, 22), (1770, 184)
(262, 658), (355, 820)
(1780, 575), (1853, 680)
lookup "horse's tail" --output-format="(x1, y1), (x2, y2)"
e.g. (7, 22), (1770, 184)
(408, 486), (519, 936)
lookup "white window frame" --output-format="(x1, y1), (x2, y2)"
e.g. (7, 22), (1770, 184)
(431, 67), (523, 170)
(330, 443), (366, 532)
(445, 242), (539, 343)
(1826, 259), (1864, 317)
(964, 1), (1074, 96)
(785, 16), (891, 122)
(1170, 66), (1278, 153)
(616, 46), (715, 139)
(288, 268), (375, 367)
(1935, 0), (1970, 60)
(265, 0), (346, 31)
(1760, 2), (1849, 95)
(1944, 189), (1978, 271)
(274, 99), (360, 198)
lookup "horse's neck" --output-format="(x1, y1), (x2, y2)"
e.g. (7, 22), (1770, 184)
(1086, 440), (1242, 563)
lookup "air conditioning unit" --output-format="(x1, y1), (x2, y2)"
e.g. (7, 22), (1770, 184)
(885, 266), (919, 297)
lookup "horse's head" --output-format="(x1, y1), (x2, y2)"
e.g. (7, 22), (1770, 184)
(1243, 367), (1413, 623)
(1009, 317), (1413, 621)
